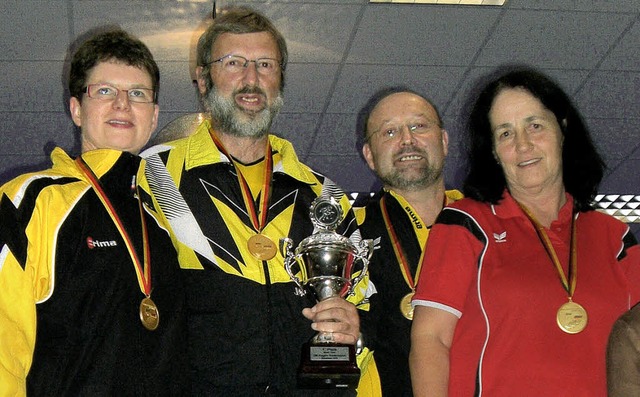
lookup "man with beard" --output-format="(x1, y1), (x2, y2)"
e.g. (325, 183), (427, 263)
(354, 88), (462, 396)
(142, 6), (369, 396)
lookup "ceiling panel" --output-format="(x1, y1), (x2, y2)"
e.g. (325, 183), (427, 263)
(474, 9), (635, 69)
(445, 66), (590, 117)
(156, 61), (200, 112)
(327, 65), (468, 114)
(282, 63), (341, 113)
(72, 1), (212, 62)
(349, 5), (502, 65)
(588, 118), (640, 162)
(575, 71), (640, 119)
(265, 4), (365, 64)
(311, 113), (362, 156)
(270, 112), (324, 155)
(599, 19), (640, 70)
(0, 0), (638, 229)
(0, 61), (66, 112)
(600, 159), (640, 193)
(0, 1), (69, 61)
(511, 0), (640, 12)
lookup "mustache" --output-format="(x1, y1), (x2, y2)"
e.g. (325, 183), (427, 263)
(395, 144), (427, 157)
(235, 86), (266, 97)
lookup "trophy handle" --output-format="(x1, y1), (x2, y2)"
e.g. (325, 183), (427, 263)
(279, 237), (306, 295)
(347, 239), (374, 297)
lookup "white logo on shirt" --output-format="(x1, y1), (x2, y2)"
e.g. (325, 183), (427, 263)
(86, 236), (118, 249)
(493, 231), (507, 243)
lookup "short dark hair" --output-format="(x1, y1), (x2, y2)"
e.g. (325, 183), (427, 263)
(358, 86), (442, 145)
(69, 29), (160, 104)
(464, 67), (605, 212)
(196, 6), (288, 91)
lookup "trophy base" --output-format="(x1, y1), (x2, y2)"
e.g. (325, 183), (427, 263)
(298, 341), (360, 389)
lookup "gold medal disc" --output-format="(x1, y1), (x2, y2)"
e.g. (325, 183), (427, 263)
(400, 292), (415, 320)
(556, 301), (588, 334)
(247, 234), (277, 260)
(140, 297), (160, 331)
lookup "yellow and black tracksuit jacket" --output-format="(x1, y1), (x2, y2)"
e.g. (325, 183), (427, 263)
(0, 148), (188, 396)
(143, 120), (373, 396)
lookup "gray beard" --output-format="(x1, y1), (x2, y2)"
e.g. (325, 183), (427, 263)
(204, 87), (283, 138)
(379, 163), (444, 191)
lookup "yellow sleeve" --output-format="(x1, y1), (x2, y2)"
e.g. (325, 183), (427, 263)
(357, 354), (382, 397)
(354, 206), (366, 226)
(351, 207), (382, 396)
(0, 183), (39, 394)
(0, 253), (36, 395)
(0, 177), (64, 395)
(343, 271), (381, 396)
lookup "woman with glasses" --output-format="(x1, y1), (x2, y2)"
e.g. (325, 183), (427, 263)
(409, 67), (640, 396)
(0, 29), (188, 395)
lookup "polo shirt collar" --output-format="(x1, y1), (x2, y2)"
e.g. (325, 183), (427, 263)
(492, 189), (575, 227)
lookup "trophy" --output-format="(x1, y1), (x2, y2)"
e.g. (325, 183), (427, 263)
(280, 196), (373, 389)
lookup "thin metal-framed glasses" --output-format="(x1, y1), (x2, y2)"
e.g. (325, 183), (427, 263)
(367, 121), (441, 143)
(208, 54), (283, 76)
(82, 84), (156, 103)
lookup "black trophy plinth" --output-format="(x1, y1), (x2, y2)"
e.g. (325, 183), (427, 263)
(298, 340), (360, 389)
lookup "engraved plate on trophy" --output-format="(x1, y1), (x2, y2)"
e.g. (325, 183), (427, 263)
(280, 196), (373, 389)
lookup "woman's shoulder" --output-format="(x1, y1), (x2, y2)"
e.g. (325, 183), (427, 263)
(437, 197), (495, 232)
(446, 196), (491, 213)
(578, 209), (637, 247)
(579, 208), (628, 229)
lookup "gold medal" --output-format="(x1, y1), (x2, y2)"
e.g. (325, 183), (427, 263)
(247, 234), (277, 260)
(380, 195), (428, 322)
(518, 203), (585, 335)
(77, 158), (158, 333)
(140, 297), (160, 331)
(400, 292), (415, 320)
(556, 300), (587, 334)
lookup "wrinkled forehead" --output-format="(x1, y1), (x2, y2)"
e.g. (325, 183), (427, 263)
(212, 32), (280, 59)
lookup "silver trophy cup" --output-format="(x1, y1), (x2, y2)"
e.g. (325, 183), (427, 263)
(281, 230), (372, 304)
(279, 197), (373, 389)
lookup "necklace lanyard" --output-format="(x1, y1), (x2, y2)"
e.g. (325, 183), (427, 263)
(379, 194), (426, 291)
(518, 203), (578, 300)
(209, 128), (273, 232)
(76, 156), (151, 298)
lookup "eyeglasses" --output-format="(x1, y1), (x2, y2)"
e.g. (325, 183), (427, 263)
(368, 121), (441, 143)
(82, 84), (156, 103)
(209, 54), (283, 76)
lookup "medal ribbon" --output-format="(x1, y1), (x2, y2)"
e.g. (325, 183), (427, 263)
(518, 203), (577, 299)
(209, 128), (272, 232)
(379, 194), (425, 291)
(76, 156), (151, 297)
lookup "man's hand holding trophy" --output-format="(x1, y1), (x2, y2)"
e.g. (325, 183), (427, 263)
(280, 196), (373, 389)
